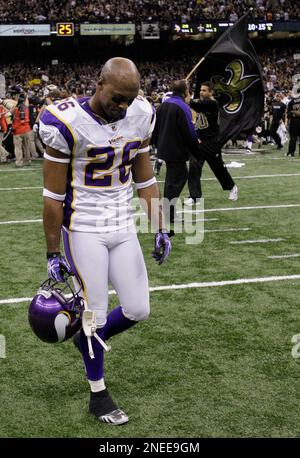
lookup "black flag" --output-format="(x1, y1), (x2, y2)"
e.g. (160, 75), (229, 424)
(195, 13), (264, 145)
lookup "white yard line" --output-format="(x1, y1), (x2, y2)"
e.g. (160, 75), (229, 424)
(233, 173), (300, 179)
(204, 227), (250, 233)
(157, 173), (300, 184)
(0, 168), (42, 172)
(1, 202), (299, 225)
(0, 219), (247, 235)
(0, 219), (42, 225)
(0, 171), (298, 190)
(268, 254), (300, 259)
(2, 273), (300, 306)
(185, 217), (218, 222)
(134, 214), (219, 222)
(224, 156), (289, 161)
(230, 238), (285, 245)
(204, 204), (300, 213)
(0, 186), (42, 191)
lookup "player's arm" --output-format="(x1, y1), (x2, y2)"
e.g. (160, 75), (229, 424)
(132, 141), (171, 265)
(132, 141), (165, 232)
(42, 146), (73, 281)
(43, 146), (69, 253)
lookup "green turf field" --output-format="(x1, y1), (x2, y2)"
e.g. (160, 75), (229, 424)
(1, 146), (300, 438)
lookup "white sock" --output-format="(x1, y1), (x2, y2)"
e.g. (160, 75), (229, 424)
(88, 378), (106, 393)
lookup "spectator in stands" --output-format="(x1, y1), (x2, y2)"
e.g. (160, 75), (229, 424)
(0, 0), (297, 24)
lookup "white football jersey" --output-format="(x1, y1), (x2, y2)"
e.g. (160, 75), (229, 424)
(39, 96), (155, 233)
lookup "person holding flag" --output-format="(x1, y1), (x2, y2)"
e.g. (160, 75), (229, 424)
(186, 12), (264, 201)
(188, 81), (238, 202)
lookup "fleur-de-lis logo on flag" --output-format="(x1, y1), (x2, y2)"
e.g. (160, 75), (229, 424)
(212, 60), (260, 114)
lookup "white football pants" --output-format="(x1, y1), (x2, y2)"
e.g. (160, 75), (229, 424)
(62, 227), (150, 327)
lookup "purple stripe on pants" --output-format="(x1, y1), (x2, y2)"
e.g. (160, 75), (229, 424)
(62, 228), (104, 381)
(62, 227), (84, 291)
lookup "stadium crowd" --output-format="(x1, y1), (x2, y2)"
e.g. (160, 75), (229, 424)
(0, 0), (298, 24)
(0, 47), (298, 164)
(0, 48), (298, 96)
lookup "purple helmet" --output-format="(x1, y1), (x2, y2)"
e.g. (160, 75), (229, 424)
(28, 278), (84, 343)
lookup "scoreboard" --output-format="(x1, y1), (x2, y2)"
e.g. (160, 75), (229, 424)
(173, 22), (273, 35)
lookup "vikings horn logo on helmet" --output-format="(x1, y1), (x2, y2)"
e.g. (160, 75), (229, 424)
(54, 312), (71, 343)
(28, 277), (83, 344)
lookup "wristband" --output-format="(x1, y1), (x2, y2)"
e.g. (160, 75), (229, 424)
(158, 229), (175, 237)
(46, 252), (61, 259)
(135, 177), (157, 190)
(43, 188), (66, 201)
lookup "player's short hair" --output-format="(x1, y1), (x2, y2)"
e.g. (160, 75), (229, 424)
(171, 79), (188, 97)
(201, 81), (214, 92)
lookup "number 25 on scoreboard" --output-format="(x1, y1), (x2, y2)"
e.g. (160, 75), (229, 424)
(56, 23), (74, 36)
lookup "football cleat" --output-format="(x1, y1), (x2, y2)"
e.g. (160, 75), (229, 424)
(185, 197), (201, 206)
(28, 277), (84, 343)
(100, 409), (129, 425)
(89, 389), (129, 425)
(228, 185), (238, 201)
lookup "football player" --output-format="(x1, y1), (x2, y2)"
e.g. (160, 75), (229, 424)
(39, 57), (172, 426)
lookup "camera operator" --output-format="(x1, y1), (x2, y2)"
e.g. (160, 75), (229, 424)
(11, 87), (32, 167)
(0, 99), (10, 163)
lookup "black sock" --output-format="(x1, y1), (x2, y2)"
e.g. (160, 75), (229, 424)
(89, 389), (118, 415)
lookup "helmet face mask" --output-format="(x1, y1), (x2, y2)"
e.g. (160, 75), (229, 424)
(28, 278), (84, 344)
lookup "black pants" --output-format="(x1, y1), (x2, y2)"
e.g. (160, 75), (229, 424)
(270, 122), (282, 147)
(188, 139), (235, 199)
(288, 125), (300, 156)
(164, 160), (188, 221)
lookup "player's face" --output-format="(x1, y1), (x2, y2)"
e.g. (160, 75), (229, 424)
(97, 80), (139, 120)
(200, 85), (212, 100)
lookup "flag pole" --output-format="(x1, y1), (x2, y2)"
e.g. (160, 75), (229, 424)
(185, 56), (205, 81)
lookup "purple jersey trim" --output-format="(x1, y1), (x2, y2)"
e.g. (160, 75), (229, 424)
(63, 170), (74, 230)
(77, 97), (127, 125)
(77, 97), (105, 125)
(40, 108), (74, 153)
(165, 95), (197, 140)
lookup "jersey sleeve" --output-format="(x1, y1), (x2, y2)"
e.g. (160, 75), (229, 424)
(134, 97), (156, 143)
(38, 107), (74, 156)
(144, 104), (156, 141)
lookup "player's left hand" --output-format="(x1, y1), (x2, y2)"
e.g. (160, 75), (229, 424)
(152, 231), (172, 265)
(47, 253), (73, 282)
